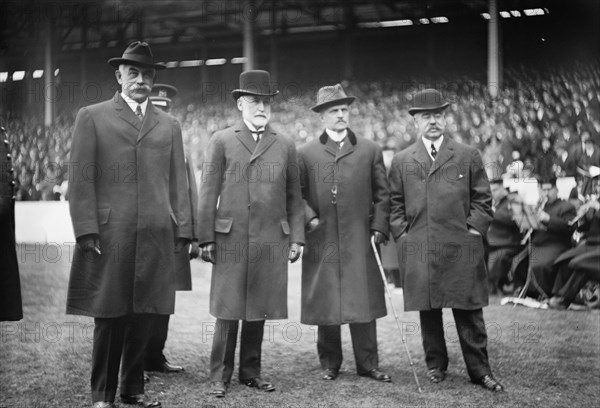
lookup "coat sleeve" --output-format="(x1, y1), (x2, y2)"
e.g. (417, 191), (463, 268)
(197, 133), (224, 245)
(466, 148), (493, 235)
(286, 141), (305, 245)
(170, 119), (192, 240)
(389, 153), (408, 240)
(297, 151), (318, 224)
(370, 145), (390, 237)
(68, 107), (99, 239)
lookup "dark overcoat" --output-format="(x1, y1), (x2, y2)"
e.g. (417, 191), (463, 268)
(0, 126), (22, 321)
(197, 121), (304, 321)
(297, 131), (389, 325)
(172, 151), (199, 291)
(389, 137), (493, 311)
(66, 93), (192, 318)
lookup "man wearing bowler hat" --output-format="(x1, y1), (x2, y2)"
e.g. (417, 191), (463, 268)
(389, 89), (504, 392)
(197, 69), (304, 397)
(144, 84), (200, 375)
(67, 41), (192, 408)
(297, 84), (392, 383)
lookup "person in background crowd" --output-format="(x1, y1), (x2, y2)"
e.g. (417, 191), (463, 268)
(486, 179), (523, 294)
(297, 84), (392, 383)
(0, 125), (22, 322)
(144, 84), (200, 376)
(197, 70), (304, 398)
(389, 89), (503, 392)
(66, 41), (192, 408)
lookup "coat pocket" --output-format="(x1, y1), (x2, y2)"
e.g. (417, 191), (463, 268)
(215, 217), (233, 234)
(97, 208), (111, 225)
(280, 219), (290, 235)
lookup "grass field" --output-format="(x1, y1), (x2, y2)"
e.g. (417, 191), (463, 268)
(1, 244), (599, 408)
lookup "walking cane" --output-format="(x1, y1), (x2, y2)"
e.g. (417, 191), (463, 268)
(371, 236), (423, 393)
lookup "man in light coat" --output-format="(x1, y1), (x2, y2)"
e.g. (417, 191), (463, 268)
(67, 41), (192, 408)
(197, 70), (304, 398)
(389, 89), (503, 392)
(298, 84), (391, 383)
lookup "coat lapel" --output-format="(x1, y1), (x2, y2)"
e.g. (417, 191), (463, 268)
(250, 126), (277, 162)
(429, 136), (454, 177)
(320, 131), (338, 158)
(235, 122), (256, 155)
(113, 92), (141, 134)
(411, 139), (432, 177)
(137, 102), (159, 143)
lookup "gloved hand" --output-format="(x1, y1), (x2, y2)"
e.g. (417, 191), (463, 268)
(288, 242), (303, 263)
(201, 242), (216, 264)
(77, 234), (101, 255)
(174, 238), (191, 253)
(189, 241), (200, 260)
(306, 217), (320, 232)
(371, 230), (387, 245)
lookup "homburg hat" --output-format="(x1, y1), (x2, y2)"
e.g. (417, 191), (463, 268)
(311, 84), (356, 113)
(108, 41), (166, 70)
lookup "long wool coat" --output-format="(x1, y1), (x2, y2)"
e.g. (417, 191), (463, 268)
(197, 121), (304, 321)
(389, 137), (493, 311)
(66, 93), (192, 318)
(298, 131), (389, 325)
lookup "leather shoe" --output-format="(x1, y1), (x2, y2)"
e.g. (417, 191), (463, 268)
(240, 377), (276, 391)
(92, 403), (115, 408)
(209, 381), (228, 398)
(119, 394), (161, 407)
(475, 375), (504, 392)
(322, 368), (339, 380)
(427, 367), (446, 383)
(143, 374), (150, 383)
(146, 359), (184, 373)
(359, 368), (392, 382)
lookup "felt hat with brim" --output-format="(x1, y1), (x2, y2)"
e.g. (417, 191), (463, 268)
(408, 89), (449, 116)
(231, 70), (279, 100)
(311, 84), (356, 112)
(108, 41), (165, 70)
(152, 83), (178, 99)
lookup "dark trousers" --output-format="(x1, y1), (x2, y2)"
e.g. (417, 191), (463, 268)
(91, 314), (152, 403)
(419, 309), (491, 381)
(317, 320), (379, 375)
(552, 264), (600, 305)
(145, 314), (170, 369)
(209, 319), (265, 383)
(488, 246), (521, 293)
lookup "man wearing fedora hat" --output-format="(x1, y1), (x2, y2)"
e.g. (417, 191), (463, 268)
(389, 89), (504, 392)
(297, 84), (392, 383)
(197, 69), (304, 397)
(144, 83), (200, 375)
(67, 41), (192, 408)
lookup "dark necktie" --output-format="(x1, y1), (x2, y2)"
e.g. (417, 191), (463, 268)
(253, 131), (263, 143)
(431, 143), (437, 159)
(135, 105), (143, 121)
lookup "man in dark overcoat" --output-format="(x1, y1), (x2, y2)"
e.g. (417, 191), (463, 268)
(0, 125), (22, 322)
(197, 70), (304, 398)
(297, 84), (391, 383)
(144, 84), (199, 374)
(66, 42), (192, 408)
(389, 89), (503, 392)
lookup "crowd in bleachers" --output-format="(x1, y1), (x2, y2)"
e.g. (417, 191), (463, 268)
(2, 59), (600, 202)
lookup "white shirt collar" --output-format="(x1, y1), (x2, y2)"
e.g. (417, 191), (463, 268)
(243, 119), (265, 134)
(422, 135), (444, 160)
(121, 92), (148, 115)
(325, 128), (347, 143)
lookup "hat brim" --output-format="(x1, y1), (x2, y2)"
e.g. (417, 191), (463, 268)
(108, 57), (166, 70)
(311, 96), (356, 113)
(408, 102), (450, 116)
(231, 90), (279, 100)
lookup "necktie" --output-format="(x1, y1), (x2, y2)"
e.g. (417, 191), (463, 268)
(135, 105), (143, 121)
(431, 143), (437, 159)
(253, 131), (263, 142)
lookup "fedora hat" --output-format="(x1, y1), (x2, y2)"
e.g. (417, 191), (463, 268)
(311, 84), (355, 112)
(231, 70), (279, 100)
(108, 41), (165, 70)
(408, 89), (449, 116)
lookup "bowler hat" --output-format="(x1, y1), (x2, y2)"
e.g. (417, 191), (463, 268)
(231, 70), (279, 100)
(108, 41), (165, 70)
(311, 84), (356, 112)
(408, 89), (449, 116)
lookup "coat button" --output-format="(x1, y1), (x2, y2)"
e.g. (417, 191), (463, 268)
(3, 139), (8, 145)
(6, 153), (10, 159)
(248, 204), (251, 209)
